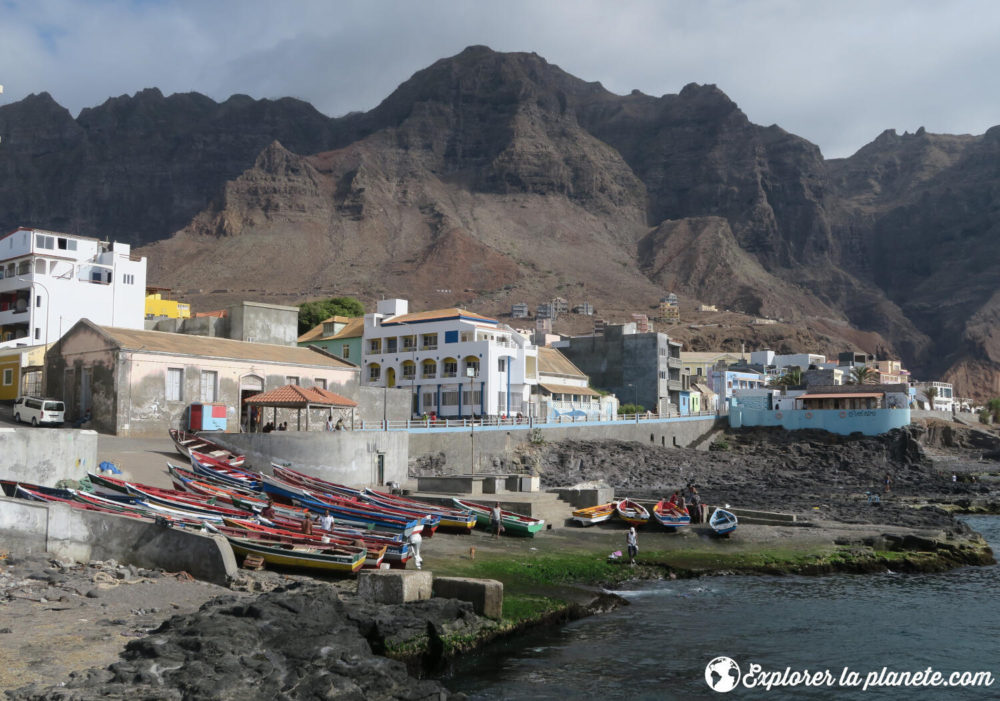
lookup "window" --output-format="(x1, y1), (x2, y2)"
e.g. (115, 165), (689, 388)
(421, 360), (436, 378)
(464, 358), (480, 376)
(123, 273), (135, 285)
(285, 376), (300, 386)
(498, 358), (506, 372)
(402, 362), (415, 380)
(2, 368), (12, 386)
(201, 370), (218, 402)
(441, 390), (460, 405)
(56, 237), (76, 251)
(462, 390), (482, 405)
(659, 371), (667, 380)
(444, 330), (458, 344)
(402, 335), (416, 350)
(341, 344), (350, 359)
(314, 378), (327, 390)
(34, 328), (40, 340)
(166, 368), (183, 401)
(422, 392), (435, 406)
(369, 338), (382, 353)
(443, 360), (457, 378)
(36, 295), (42, 308)
(385, 337), (398, 353)
(35, 234), (54, 249)
(368, 364), (381, 382)
(421, 333), (438, 350)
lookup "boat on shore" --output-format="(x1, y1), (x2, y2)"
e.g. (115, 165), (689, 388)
(226, 537), (365, 574)
(452, 498), (545, 536)
(615, 498), (650, 527)
(169, 429), (245, 467)
(709, 507), (738, 536)
(571, 502), (616, 526)
(653, 500), (691, 529)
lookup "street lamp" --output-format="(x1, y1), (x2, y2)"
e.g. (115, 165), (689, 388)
(467, 366), (476, 475)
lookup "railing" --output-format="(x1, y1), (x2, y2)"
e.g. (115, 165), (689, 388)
(354, 409), (721, 431)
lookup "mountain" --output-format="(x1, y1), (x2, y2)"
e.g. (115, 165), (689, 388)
(2, 46), (999, 399)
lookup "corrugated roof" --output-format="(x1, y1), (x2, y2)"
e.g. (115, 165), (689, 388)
(537, 346), (587, 379)
(539, 382), (601, 397)
(381, 307), (497, 325)
(692, 382), (716, 396)
(96, 325), (356, 370)
(244, 384), (357, 407)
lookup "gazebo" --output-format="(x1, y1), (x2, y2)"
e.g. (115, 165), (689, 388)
(243, 384), (358, 432)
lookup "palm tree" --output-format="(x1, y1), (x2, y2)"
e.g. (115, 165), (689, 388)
(924, 386), (938, 409)
(849, 366), (876, 385)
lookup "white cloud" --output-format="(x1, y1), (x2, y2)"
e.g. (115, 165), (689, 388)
(1, 0), (999, 157)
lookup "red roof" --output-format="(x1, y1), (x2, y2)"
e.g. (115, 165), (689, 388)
(244, 384), (358, 408)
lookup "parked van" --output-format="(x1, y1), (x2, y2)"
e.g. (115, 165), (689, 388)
(13, 396), (65, 427)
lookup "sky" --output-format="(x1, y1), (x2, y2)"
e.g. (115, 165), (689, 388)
(2, 0), (999, 158)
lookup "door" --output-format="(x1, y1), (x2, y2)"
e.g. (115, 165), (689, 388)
(376, 453), (385, 486)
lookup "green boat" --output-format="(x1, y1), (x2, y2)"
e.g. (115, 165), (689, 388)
(452, 498), (545, 537)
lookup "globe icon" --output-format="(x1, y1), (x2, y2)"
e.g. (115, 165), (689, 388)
(705, 656), (741, 692)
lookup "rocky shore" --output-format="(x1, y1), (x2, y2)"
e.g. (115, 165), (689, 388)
(4, 421), (999, 698)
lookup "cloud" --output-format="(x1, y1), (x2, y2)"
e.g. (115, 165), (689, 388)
(1, 0), (999, 157)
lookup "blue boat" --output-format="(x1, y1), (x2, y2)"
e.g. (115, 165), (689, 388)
(709, 508), (738, 535)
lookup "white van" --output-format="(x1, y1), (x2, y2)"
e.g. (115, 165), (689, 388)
(13, 396), (65, 427)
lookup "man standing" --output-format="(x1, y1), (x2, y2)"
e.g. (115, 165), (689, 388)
(326, 415), (335, 431)
(319, 510), (334, 532)
(626, 526), (638, 565)
(490, 502), (503, 538)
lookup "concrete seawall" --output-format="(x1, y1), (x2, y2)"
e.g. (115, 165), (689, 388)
(0, 497), (237, 585)
(0, 427), (99, 486)
(408, 416), (721, 474)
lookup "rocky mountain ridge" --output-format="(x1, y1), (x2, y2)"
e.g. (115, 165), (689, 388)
(2, 46), (999, 398)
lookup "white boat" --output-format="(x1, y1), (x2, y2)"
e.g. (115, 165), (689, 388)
(709, 508), (738, 535)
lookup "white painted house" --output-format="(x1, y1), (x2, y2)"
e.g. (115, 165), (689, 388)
(0, 227), (146, 349)
(362, 299), (539, 418)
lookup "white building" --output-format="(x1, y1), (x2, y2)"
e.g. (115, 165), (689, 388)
(362, 299), (538, 418)
(912, 381), (955, 412)
(0, 227), (146, 348)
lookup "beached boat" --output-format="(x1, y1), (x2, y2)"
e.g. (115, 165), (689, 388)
(364, 488), (477, 533)
(169, 428), (245, 466)
(615, 498), (650, 527)
(452, 498), (545, 536)
(217, 519), (384, 569)
(653, 500), (691, 529)
(189, 451), (261, 491)
(709, 508), (738, 536)
(226, 537), (365, 574)
(572, 502), (616, 526)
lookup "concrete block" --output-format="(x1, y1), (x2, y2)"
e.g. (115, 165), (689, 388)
(550, 487), (615, 508)
(358, 569), (432, 604)
(518, 475), (540, 492)
(433, 576), (503, 619)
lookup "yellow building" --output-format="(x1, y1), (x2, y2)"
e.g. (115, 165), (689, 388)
(145, 289), (191, 319)
(0, 343), (49, 400)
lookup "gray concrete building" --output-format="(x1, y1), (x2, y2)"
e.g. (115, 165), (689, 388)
(147, 301), (299, 347)
(553, 324), (683, 413)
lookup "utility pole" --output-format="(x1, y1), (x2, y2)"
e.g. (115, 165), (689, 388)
(467, 366), (476, 475)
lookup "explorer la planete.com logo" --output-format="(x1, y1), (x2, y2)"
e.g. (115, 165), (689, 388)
(705, 656), (741, 692)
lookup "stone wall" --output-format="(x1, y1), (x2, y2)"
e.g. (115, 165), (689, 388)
(0, 498), (237, 585)
(215, 430), (409, 487)
(407, 416), (720, 475)
(0, 426), (99, 486)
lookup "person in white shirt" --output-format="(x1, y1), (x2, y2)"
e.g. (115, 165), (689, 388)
(409, 531), (423, 569)
(319, 510), (334, 531)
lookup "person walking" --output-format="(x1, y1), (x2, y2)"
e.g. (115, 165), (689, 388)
(409, 531), (423, 570)
(883, 473), (892, 494)
(490, 502), (504, 538)
(626, 526), (638, 565)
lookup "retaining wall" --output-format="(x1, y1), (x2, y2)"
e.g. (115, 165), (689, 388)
(0, 497), (237, 585)
(729, 406), (911, 436)
(407, 416), (720, 474)
(215, 430), (409, 487)
(0, 427), (99, 486)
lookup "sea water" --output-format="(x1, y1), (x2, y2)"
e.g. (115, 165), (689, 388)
(448, 516), (1000, 700)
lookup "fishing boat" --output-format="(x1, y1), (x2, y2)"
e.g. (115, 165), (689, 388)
(615, 498), (650, 527)
(709, 507), (738, 536)
(452, 498), (545, 537)
(653, 500), (691, 529)
(364, 488), (477, 533)
(169, 428), (245, 466)
(189, 451), (261, 491)
(218, 519), (385, 569)
(571, 502), (616, 526)
(226, 537), (365, 574)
